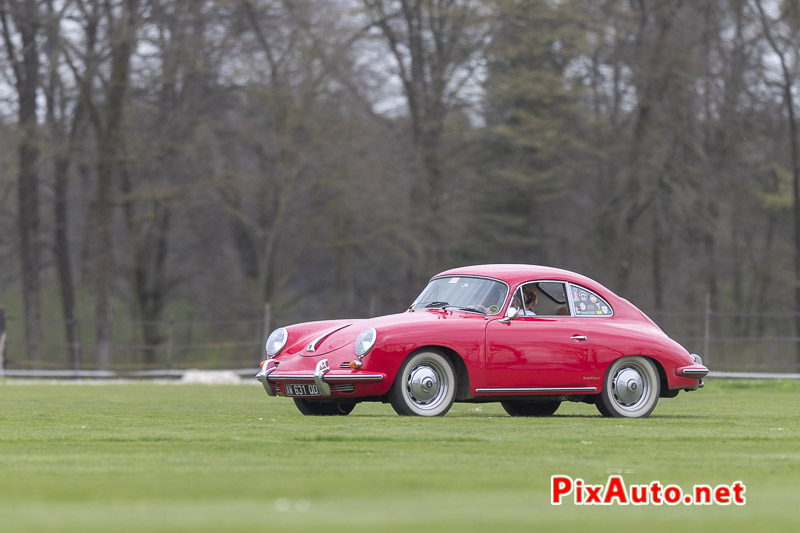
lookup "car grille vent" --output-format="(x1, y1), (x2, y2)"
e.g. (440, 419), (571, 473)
(330, 384), (355, 393)
(339, 362), (351, 369)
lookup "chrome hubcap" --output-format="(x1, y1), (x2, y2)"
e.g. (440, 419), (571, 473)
(406, 362), (447, 409)
(612, 366), (648, 409)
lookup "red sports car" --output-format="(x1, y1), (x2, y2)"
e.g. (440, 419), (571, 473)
(256, 264), (708, 418)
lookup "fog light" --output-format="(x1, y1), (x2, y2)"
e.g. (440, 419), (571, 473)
(349, 360), (362, 369)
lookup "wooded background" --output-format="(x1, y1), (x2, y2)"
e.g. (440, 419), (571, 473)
(2, 0), (800, 372)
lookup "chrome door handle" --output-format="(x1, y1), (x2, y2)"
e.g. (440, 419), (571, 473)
(570, 335), (588, 342)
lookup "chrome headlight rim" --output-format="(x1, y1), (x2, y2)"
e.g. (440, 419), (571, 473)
(354, 327), (377, 358)
(265, 327), (288, 358)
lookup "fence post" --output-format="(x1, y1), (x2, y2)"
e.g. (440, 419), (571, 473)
(261, 302), (271, 358)
(703, 293), (711, 365)
(167, 315), (174, 371)
(72, 306), (81, 372)
(0, 308), (6, 374)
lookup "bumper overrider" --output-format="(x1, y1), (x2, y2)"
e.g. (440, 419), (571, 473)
(255, 358), (386, 397)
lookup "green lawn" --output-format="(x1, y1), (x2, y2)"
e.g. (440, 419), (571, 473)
(0, 379), (797, 532)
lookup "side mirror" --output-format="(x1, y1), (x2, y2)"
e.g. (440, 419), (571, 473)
(499, 306), (519, 324)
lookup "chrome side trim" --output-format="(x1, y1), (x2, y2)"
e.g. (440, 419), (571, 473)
(267, 373), (385, 382)
(306, 323), (352, 353)
(475, 386), (597, 394)
(325, 375), (384, 382)
(313, 359), (331, 395)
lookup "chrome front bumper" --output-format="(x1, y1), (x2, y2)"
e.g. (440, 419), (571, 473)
(255, 358), (385, 397)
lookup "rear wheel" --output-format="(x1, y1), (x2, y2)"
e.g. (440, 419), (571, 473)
(501, 400), (561, 417)
(596, 356), (660, 418)
(389, 349), (456, 416)
(293, 398), (356, 416)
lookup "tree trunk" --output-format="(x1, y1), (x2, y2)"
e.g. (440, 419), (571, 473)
(93, 0), (138, 368)
(756, 0), (800, 369)
(3, 2), (42, 365)
(45, 0), (82, 369)
(54, 155), (81, 369)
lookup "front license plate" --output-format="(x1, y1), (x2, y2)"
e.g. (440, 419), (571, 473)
(284, 383), (321, 396)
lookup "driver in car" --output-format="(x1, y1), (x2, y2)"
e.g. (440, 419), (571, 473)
(521, 288), (538, 315)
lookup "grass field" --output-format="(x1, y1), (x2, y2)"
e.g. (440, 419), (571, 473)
(0, 379), (798, 532)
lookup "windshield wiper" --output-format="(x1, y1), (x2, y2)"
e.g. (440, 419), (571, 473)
(423, 301), (450, 308)
(444, 305), (485, 314)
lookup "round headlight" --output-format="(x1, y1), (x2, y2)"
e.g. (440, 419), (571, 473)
(354, 327), (376, 358)
(265, 327), (288, 357)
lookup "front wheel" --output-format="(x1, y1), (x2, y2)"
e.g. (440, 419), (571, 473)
(389, 349), (456, 416)
(596, 356), (660, 418)
(501, 400), (561, 417)
(293, 398), (356, 416)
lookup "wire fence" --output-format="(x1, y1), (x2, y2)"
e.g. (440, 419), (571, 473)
(0, 309), (267, 373)
(644, 304), (800, 372)
(1, 305), (799, 375)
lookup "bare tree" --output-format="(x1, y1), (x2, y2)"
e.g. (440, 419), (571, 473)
(43, 0), (87, 369)
(360, 0), (490, 279)
(1, 0), (42, 364)
(92, 0), (139, 367)
(756, 0), (800, 364)
(121, 0), (218, 363)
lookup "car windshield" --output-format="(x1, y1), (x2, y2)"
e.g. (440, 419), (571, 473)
(410, 276), (508, 315)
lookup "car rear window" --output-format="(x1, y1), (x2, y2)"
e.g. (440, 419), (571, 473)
(570, 284), (613, 316)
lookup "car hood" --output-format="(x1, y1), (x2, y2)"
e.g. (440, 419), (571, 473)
(283, 309), (486, 357)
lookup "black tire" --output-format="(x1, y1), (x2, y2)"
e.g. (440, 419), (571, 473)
(596, 356), (660, 418)
(501, 400), (561, 417)
(389, 349), (456, 416)
(594, 396), (612, 417)
(293, 398), (356, 416)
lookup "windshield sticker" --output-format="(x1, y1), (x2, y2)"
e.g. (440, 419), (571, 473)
(449, 277), (459, 284)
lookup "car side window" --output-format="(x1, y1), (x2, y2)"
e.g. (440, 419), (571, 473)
(570, 284), (613, 316)
(517, 282), (570, 316)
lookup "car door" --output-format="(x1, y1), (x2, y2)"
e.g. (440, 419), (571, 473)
(564, 282), (616, 382)
(485, 281), (591, 388)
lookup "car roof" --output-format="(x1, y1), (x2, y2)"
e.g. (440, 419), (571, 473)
(433, 264), (609, 293)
